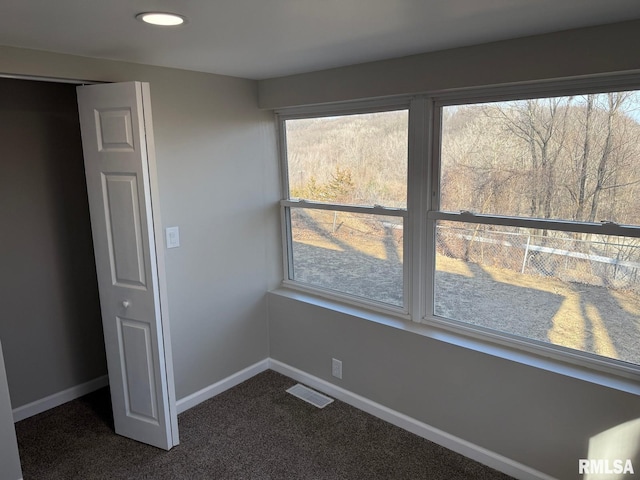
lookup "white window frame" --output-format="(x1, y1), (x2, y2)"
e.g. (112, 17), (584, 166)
(426, 78), (640, 381)
(276, 74), (640, 382)
(276, 98), (414, 317)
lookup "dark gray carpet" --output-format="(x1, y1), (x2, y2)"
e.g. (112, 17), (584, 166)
(15, 370), (513, 479)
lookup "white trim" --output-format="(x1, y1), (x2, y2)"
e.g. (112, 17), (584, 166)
(163, 357), (561, 478)
(275, 96), (412, 119)
(0, 72), (101, 85)
(276, 112), (294, 281)
(175, 360), (269, 414)
(430, 71), (640, 107)
(268, 359), (557, 480)
(12, 375), (109, 422)
(407, 97), (430, 321)
(280, 279), (410, 319)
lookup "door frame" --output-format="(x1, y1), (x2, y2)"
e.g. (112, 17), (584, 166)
(1, 73), (179, 447)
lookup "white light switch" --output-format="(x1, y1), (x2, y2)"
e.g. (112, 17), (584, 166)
(166, 226), (180, 248)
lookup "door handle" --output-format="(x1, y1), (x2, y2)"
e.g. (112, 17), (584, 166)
(122, 300), (131, 309)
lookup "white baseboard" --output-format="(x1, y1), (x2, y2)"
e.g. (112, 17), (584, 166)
(24, 361), (553, 480)
(175, 359), (269, 414)
(268, 359), (556, 480)
(13, 375), (109, 422)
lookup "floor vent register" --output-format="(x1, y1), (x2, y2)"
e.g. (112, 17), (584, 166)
(286, 384), (334, 408)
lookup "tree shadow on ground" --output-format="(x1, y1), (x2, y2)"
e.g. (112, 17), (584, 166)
(577, 285), (640, 365)
(434, 263), (564, 343)
(292, 209), (359, 253)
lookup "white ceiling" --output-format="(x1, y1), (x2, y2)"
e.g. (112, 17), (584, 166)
(1, 0), (640, 80)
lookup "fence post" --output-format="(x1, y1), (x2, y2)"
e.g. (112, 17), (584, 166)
(521, 234), (531, 274)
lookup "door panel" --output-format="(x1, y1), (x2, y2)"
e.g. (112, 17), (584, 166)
(118, 317), (158, 421)
(95, 108), (135, 151)
(77, 81), (177, 450)
(103, 173), (147, 288)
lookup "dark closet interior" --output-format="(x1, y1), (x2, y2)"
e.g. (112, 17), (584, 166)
(0, 77), (107, 410)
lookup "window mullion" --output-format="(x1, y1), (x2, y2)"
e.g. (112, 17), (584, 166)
(408, 97), (429, 321)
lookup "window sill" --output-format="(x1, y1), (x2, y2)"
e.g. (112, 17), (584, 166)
(269, 286), (640, 397)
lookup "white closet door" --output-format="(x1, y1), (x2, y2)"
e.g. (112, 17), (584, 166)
(77, 81), (177, 450)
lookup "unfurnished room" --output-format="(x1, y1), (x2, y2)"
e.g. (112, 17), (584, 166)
(1, 2), (640, 479)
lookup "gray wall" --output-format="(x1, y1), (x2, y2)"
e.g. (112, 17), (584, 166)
(0, 77), (107, 408)
(0, 340), (23, 480)
(262, 19), (640, 480)
(259, 19), (640, 108)
(0, 46), (281, 402)
(268, 293), (640, 480)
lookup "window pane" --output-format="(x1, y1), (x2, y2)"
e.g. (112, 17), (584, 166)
(434, 220), (640, 365)
(285, 110), (408, 208)
(440, 92), (640, 224)
(290, 208), (403, 307)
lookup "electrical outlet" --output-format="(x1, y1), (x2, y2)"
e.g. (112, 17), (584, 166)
(332, 358), (342, 379)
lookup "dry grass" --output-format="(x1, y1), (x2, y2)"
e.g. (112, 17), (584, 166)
(438, 255), (626, 358)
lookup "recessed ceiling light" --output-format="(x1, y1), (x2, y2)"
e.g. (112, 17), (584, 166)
(136, 12), (187, 26)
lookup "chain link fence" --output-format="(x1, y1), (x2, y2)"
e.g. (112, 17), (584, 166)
(436, 224), (640, 293)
